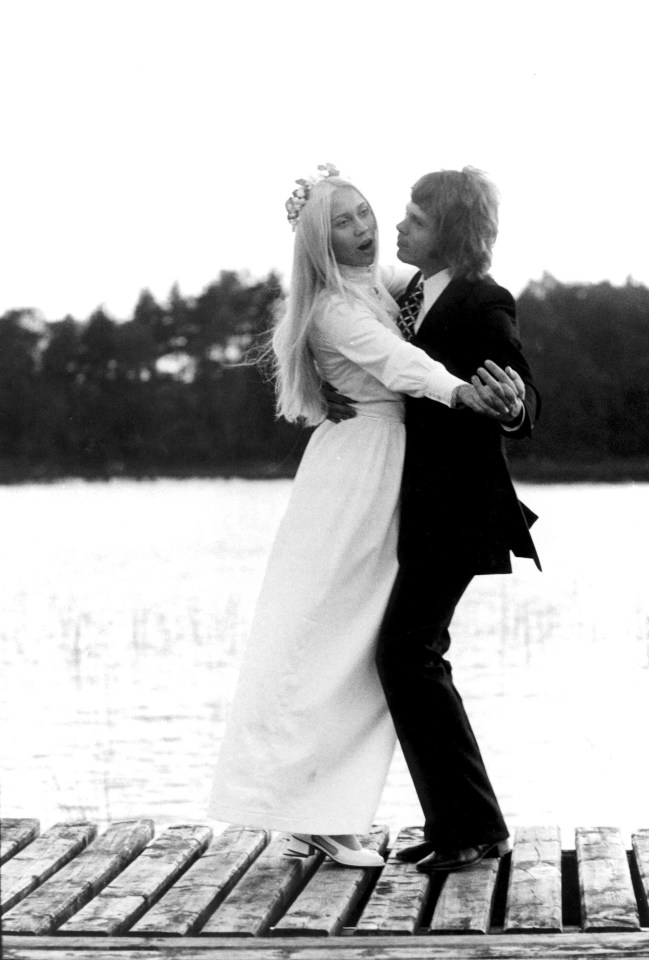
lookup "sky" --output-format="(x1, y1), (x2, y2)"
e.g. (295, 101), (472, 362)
(1, 0), (648, 320)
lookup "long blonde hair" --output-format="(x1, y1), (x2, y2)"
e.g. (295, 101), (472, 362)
(272, 178), (379, 425)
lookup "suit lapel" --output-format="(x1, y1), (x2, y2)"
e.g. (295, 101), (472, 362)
(415, 277), (472, 344)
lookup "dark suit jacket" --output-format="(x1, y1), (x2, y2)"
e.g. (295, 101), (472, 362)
(399, 272), (541, 575)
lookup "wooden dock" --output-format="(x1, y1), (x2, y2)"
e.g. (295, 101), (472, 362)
(2, 818), (649, 958)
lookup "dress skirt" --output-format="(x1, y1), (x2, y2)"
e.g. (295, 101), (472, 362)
(208, 400), (404, 834)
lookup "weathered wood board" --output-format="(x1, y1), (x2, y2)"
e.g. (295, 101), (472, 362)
(354, 826), (431, 936)
(0, 819), (40, 866)
(1, 820), (154, 935)
(1, 821), (97, 914)
(199, 835), (323, 937)
(59, 825), (212, 934)
(3, 817), (649, 955)
(576, 826), (640, 931)
(504, 825), (563, 932)
(4, 931), (649, 958)
(132, 826), (269, 935)
(429, 856), (500, 933)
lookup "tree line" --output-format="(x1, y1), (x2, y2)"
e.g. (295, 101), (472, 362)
(1, 271), (648, 481)
(514, 273), (649, 478)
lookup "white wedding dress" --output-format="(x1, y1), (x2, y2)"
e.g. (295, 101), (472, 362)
(208, 264), (462, 834)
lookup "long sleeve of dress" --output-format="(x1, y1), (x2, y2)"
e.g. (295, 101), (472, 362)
(379, 263), (418, 299)
(315, 299), (465, 407)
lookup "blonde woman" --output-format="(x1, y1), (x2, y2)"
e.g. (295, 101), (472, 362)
(208, 166), (507, 867)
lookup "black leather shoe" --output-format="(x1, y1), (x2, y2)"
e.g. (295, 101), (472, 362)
(416, 841), (508, 873)
(395, 841), (436, 863)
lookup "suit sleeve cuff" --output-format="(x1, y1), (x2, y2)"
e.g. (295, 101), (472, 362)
(501, 407), (526, 432)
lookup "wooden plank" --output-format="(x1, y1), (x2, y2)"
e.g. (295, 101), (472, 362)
(576, 826), (640, 931)
(5, 931), (649, 958)
(132, 826), (269, 935)
(1, 819), (154, 935)
(0, 819), (40, 865)
(1, 822), (97, 914)
(355, 826), (431, 935)
(429, 858), (500, 933)
(504, 825), (562, 933)
(58, 824), (212, 935)
(631, 829), (649, 917)
(200, 835), (323, 937)
(274, 825), (389, 936)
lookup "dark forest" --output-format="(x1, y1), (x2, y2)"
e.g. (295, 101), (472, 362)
(2, 272), (648, 482)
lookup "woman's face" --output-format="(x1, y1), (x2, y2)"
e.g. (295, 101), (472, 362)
(330, 187), (377, 266)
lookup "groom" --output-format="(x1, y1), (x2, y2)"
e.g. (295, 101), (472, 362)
(376, 167), (541, 871)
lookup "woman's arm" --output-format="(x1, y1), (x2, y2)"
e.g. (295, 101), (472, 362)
(319, 300), (464, 406)
(379, 263), (418, 299)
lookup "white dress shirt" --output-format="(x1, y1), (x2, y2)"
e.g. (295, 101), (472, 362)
(414, 268), (453, 332)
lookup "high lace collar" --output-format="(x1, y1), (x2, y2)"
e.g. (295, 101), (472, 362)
(337, 261), (397, 318)
(337, 264), (383, 299)
(338, 263), (378, 286)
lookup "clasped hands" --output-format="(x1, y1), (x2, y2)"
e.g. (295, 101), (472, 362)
(455, 359), (525, 424)
(324, 360), (525, 425)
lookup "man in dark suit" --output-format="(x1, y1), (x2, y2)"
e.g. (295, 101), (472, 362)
(377, 167), (541, 872)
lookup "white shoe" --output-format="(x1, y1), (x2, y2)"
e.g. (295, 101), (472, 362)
(286, 833), (384, 868)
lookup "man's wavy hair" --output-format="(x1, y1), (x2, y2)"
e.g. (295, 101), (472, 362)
(411, 167), (499, 280)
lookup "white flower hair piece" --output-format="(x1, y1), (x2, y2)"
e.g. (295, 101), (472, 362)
(285, 162), (341, 230)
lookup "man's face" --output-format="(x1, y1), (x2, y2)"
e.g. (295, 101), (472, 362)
(396, 201), (445, 276)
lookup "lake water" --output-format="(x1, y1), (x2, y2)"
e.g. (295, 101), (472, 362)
(1, 478), (648, 848)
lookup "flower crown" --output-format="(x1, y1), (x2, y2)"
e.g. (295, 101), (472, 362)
(285, 162), (341, 230)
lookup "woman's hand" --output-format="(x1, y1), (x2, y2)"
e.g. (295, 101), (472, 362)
(454, 383), (503, 417)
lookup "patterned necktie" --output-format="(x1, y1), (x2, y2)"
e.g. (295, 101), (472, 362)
(396, 279), (424, 340)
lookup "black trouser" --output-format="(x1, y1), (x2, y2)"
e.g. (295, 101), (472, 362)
(376, 559), (509, 849)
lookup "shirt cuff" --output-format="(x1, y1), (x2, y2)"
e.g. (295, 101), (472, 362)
(426, 373), (466, 408)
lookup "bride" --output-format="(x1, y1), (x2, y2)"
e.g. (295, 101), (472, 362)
(208, 164), (503, 867)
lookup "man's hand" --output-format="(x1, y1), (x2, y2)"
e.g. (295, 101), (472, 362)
(322, 381), (356, 423)
(470, 360), (525, 423)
